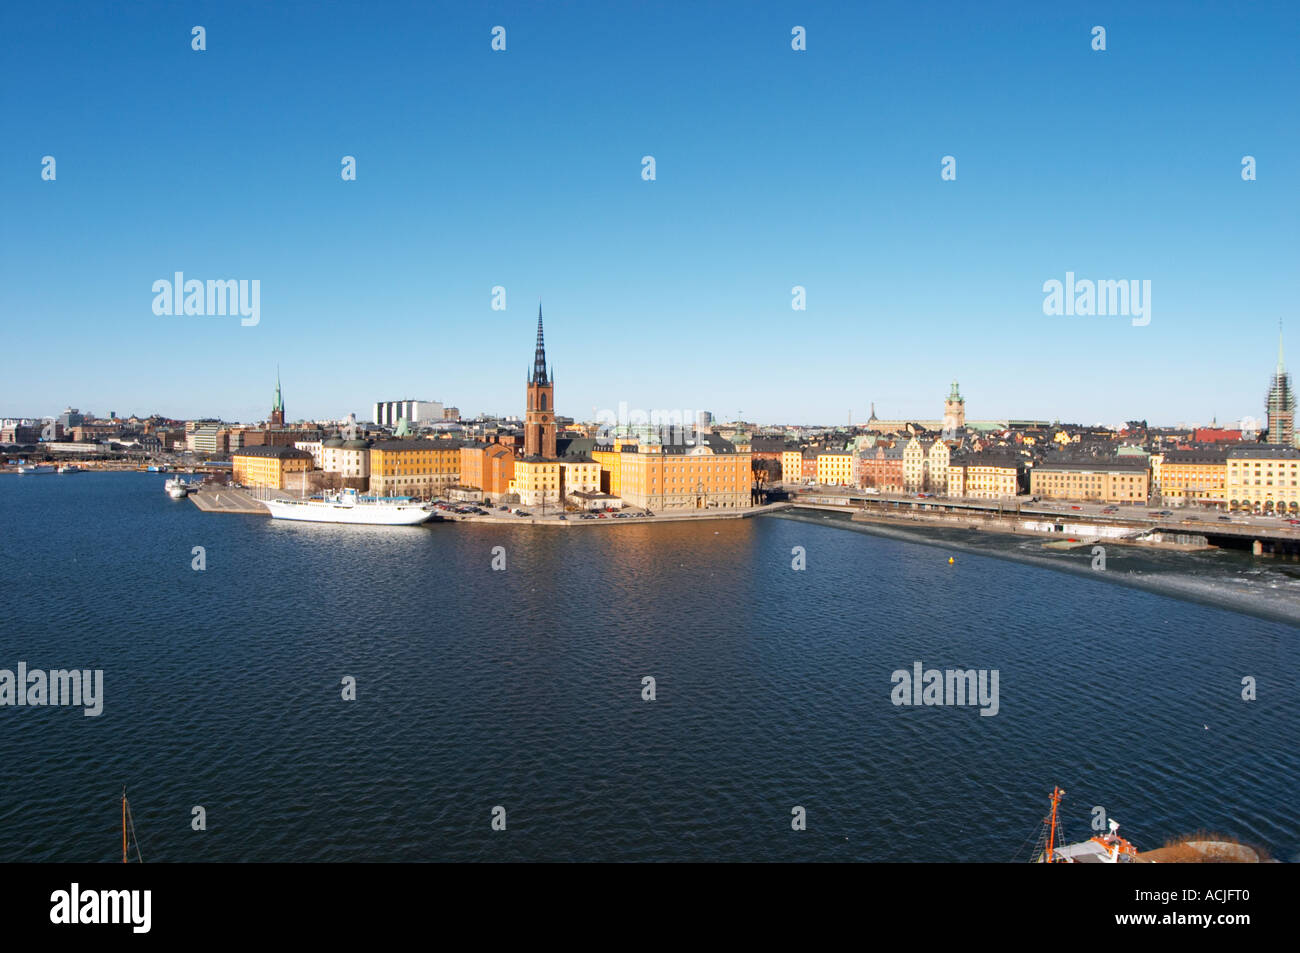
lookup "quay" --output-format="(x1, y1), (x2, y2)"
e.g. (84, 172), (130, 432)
(185, 486), (789, 524)
(186, 486), (268, 515)
(784, 489), (1300, 558)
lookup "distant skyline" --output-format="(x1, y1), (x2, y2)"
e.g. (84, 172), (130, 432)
(3, 1), (1297, 425)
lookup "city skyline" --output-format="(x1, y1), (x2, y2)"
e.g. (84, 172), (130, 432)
(4, 2), (1297, 424)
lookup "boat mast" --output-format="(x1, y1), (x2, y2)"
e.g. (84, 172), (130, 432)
(122, 787), (127, 864)
(1046, 786), (1065, 863)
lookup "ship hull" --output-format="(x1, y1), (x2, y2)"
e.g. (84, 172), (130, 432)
(264, 498), (433, 526)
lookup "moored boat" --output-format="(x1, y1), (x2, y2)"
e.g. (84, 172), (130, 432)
(164, 477), (198, 499)
(264, 487), (434, 525)
(17, 464), (55, 474)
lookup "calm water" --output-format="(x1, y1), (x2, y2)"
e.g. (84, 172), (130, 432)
(1, 473), (1296, 862)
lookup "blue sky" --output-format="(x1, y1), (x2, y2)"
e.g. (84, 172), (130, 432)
(2, 1), (1297, 426)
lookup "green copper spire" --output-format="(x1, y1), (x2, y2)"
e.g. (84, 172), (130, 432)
(273, 366), (283, 412)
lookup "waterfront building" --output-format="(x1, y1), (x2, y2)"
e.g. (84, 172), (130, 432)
(816, 449), (854, 486)
(800, 449), (817, 481)
(958, 453), (1023, 499)
(1029, 459), (1149, 503)
(617, 433), (752, 511)
(560, 458), (602, 497)
(232, 445), (313, 490)
(859, 445), (905, 492)
(1225, 445), (1300, 514)
(1266, 325), (1296, 447)
(368, 439), (461, 497)
(781, 448), (804, 485)
(459, 442), (515, 501)
(592, 438), (634, 497)
(947, 456), (966, 497)
(321, 437), (372, 488)
(510, 458), (561, 507)
(903, 437), (926, 492)
(927, 438), (951, 494)
(1157, 449), (1228, 507)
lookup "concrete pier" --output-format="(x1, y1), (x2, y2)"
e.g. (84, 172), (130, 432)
(187, 487), (268, 515)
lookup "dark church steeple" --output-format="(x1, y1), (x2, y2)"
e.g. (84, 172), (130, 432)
(530, 304), (551, 385)
(524, 304), (556, 458)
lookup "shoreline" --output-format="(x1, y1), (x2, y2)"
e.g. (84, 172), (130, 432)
(774, 508), (1300, 628)
(186, 485), (789, 524)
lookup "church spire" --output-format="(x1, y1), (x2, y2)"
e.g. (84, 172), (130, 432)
(531, 303), (549, 385)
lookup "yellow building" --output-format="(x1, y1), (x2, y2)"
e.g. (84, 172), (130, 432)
(232, 445), (314, 490)
(927, 439), (951, 494)
(1030, 460), (1148, 503)
(368, 439), (461, 497)
(962, 455), (1021, 499)
(947, 461), (965, 497)
(618, 435), (752, 510)
(1225, 445), (1300, 514)
(781, 449), (803, 485)
(510, 458), (562, 507)
(816, 450), (853, 486)
(561, 459), (602, 497)
(1158, 449), (1227, 507)
(592, 438), (635, 497)
(902, 437), (926, 492)
(948, 453), (1021, 499)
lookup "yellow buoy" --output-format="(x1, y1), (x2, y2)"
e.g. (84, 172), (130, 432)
(948, 557), (955, 565)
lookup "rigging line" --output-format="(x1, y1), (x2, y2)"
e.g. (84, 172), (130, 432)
(125, 798), (144, 864)
(1011, 825), (1043, 863)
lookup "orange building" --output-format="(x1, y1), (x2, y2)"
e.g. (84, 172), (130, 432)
(618, 435), (752, 510)
(460, 442), (516, 501)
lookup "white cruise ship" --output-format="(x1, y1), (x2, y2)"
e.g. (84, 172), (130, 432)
(264, 488), (435, 526)
(17, 464), (56, 474)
